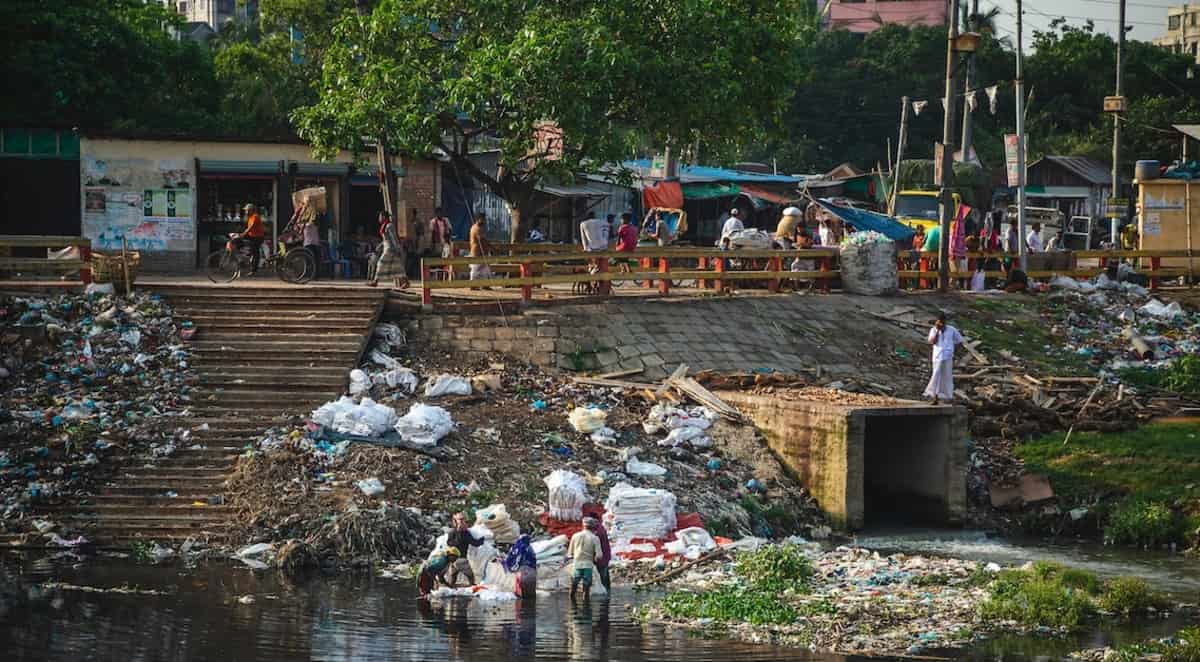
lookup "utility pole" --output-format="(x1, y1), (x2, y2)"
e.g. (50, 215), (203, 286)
(960, 0), (979, 162)
(889, 96), (910, 216)
(1015, 0), (1028, 271)
(938, 0), (960, 291)
(1110, 0), (1127, 246)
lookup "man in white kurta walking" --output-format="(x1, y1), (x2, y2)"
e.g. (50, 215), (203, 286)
(925, 312), (963, 404)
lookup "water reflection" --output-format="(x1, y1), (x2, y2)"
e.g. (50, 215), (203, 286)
(1, 556), (847, 662)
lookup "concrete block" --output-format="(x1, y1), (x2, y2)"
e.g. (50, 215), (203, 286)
(641, 353), (665, 367)
(616, 344), (641, 358)
(618, 357), (645, 372)
(594, 350), (620, 368)
(536, 325), (559, 338)
(494, 327), (516, 340)
(469, 339), (493, 352)
(492, 340), (515, 353)
(533, 338), (556, 353)
(421, 316), (444, 330)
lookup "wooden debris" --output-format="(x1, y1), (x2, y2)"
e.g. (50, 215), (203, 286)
(598, 368), (644, 380)
(635, 547), (729, 588)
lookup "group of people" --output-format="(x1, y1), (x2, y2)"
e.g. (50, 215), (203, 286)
(417, 513), (613, 603)
(715, 203), (847, 252)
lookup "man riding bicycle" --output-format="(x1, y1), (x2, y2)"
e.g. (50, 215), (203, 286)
(237, 203), (266, 275)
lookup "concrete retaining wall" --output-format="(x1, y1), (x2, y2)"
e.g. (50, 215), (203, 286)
(720, 391), (967, 530)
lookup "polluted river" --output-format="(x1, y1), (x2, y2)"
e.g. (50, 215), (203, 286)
(3, 531), (1198, 662)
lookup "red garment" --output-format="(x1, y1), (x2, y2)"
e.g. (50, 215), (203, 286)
(980, 229), (1001, 252)
(379, 221), (391, 239)
(616, 224), (638, 252)
(429, 216), (452, 244)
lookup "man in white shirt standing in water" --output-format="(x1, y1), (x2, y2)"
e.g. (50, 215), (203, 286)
(925, 312), (963, 405)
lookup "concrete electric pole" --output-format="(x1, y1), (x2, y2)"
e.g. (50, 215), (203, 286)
(938, 0), (960, 291)
(890, 95), (910, 216)
(1110, 0), (1127, 246)
(1015, 0), (1028, 271)
(960, 0), (979, 162)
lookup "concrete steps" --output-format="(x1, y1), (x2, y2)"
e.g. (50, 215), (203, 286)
(38, 284), (386, 546)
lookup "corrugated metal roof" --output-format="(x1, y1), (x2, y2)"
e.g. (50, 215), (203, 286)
(1174, 125), (1200, 141)
(620, 159), (804, 185)
(537, 181), (611, 198)
(1032, 155), (1112, 185)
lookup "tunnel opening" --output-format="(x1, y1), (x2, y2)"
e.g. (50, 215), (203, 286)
(862, 414), (953, 526)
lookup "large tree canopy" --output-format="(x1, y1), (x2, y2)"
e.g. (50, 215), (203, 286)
(293, 0), (812, 240)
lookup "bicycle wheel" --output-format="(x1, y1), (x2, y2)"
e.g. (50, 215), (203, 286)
(206, 249), (241, 283)
(278, 249), (315, 284)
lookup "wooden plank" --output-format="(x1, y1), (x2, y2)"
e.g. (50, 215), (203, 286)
(598, 368), (644, 379)
(0, 258), (85, 270)
(0, 236), (91, 248)
(572, 377), (653, 389)
(422, 247), (839, 267)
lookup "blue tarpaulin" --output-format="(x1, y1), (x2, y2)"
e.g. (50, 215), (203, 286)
(816, 199), (916, 243)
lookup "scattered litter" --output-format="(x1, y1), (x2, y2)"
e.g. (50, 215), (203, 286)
(568, 406), (608, 433)
(423, 374), (472, 397)
(626, 457), (668, 477)
(356, 477), (386, 496)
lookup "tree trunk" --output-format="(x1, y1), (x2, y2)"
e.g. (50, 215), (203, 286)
(377, 138), (406, 274)
(505, 185), (536, 246)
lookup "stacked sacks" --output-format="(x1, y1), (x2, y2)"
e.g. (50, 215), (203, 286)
(544, 469), (589, 521)
(310, 397), (397, 437)
(532, 535), (571, 590)
(474, 504), (521, 544)
(603, 483), (677, 541)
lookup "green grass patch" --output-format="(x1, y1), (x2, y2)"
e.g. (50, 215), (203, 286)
(979, 565), (1095, 629)
(1104, 499), (1181, 547)
(1017, 423), (1200, 507)
(662, 586), (798, 625)
(733, 544), (815, 594)
(1102, 626), (1200, 662)
(960, 299), (1089, 375)
(1097, 577), (1169, 618)
(1117, 356), (1200, 396)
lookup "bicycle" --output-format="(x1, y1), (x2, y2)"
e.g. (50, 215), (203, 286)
(206, 233), (315, 284)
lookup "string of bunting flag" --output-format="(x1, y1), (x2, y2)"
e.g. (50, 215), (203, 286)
(909, 81), (1014, 117)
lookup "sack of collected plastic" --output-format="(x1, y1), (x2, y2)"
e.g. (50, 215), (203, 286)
(532, 535), (572, 590)
(604, 482), (677, 541)
(393, 403), (454, 448)
(373, 322), (406, 349)
(839, 232), (897, 295)
(568, 406), (607, 433)
(349, 369), (371, 395)
(475, 504), (521, 544)
(373, 367), (418, 393)
(626, 456), (668, 477)
(664, 526), (717, 560)
(544, 470), (589, 521)
(311, 396), (398, 437)
(726, 228), (773, 250)
(424, 374), (472, 397)
(1140, 298), (1184, 319)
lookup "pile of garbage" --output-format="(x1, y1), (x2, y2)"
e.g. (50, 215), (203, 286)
(0, 292), (192, 537)
(642, 542), (994, 657)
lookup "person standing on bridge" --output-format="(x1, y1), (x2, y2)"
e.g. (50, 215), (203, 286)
(924, 312), (963, 405)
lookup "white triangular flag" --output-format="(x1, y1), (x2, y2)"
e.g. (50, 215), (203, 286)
(986, 85), (999, 115)
(966, 90), (978, 112)
(912, 100), (928, 116)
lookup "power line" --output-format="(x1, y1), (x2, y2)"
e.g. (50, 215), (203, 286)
(1023, 1), (1166, 25)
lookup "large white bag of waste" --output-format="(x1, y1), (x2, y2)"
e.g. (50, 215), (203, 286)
(726, 228), (773, 250)
(568, 406), (608, 433)
(424, 374), (472, 397)
(373, 322), (406, 349)
(393, 403), (454, 447)
(312, 396), (398, 437)
(373, 367), (418, 393)
(532, 535), (569, 561)
(544, 469), (589, 521)
(642, 404), (714, 435)
(664, 526), (717, 559)
(839, 234), (898, 295)
(349, 369), (371, 395)
(604, 482), (677, 541)
(474, 504), (521, 544)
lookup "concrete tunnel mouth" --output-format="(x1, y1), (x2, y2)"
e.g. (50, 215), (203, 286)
(718, 391), (968, 530)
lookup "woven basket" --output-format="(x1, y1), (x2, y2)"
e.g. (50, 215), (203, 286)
(91, 250), (142, 287)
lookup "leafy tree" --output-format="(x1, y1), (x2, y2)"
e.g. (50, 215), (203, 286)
(0, 0), (220, 132)
(294, 0), (811, 240)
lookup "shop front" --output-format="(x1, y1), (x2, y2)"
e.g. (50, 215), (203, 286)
(195, 160), (281, 267)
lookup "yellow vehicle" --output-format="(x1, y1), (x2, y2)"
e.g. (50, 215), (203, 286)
(892, 190), (961, 232)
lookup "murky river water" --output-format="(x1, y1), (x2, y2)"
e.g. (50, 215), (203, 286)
(2, 530), (1196, 662)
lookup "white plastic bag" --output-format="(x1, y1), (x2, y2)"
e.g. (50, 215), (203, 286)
(373, 323), (406, 348)
(544, 469), (589, 521)
(424, 374), (472, 397)
(349, 369), (372, 395)
(393, 403), (454, 447)
(312, 396), (398, 437)
(568, 407), (607, 433)
(1139, 299), (1184, 319)
(474, 504), (521, 544)
(626, 457), (667, 477)
(356, 477), (385, 496)
(374, 367), (418, 393)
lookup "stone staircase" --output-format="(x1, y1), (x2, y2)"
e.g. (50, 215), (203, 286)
(42, 284), (385, 548)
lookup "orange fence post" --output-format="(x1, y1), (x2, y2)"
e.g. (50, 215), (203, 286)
(698, 256), (709, 290)
(642, 257), (654, 289)
(820, 255), (832, 293)
(598, 257), (611, 296)
(421, 263), (433, 306)
(1150, 256), (1160, 292)
(768, 256), (781, 293)
(519, 261), (533, 303)
(658, 257), (670, 295)
(714, 254), (725, 292)
(919, 255), (930, 290)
